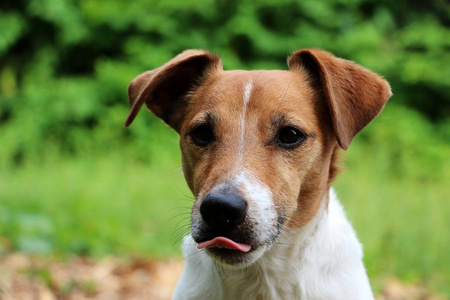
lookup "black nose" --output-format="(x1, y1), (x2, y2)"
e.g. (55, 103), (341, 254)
(200, 193), (247, 229)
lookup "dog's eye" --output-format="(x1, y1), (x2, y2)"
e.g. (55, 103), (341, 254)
(276, 126), (305, 148)
(190, 124), (214, 146)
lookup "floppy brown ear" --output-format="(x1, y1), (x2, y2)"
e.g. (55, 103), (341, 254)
(288, 49), (392, 149)
(125, 50), (222, 131)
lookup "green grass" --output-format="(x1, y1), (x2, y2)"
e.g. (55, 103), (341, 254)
(0, 126), (192, 258)
(336, 151), (450, 294)
(335, 105), (450, 295)
(0, 104), (449, 295)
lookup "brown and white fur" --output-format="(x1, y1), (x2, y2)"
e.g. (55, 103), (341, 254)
(124, 49), (392, 300)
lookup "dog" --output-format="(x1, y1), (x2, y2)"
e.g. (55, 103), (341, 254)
(124, 49), (391, 300)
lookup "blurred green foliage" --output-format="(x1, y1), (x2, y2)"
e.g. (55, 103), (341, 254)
(0, 0), (449, 296)
(0, 0), (449, 165)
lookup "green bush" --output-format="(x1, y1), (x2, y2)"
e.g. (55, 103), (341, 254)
(0, 0), (449, 166)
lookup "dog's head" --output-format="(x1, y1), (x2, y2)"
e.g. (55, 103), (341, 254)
(125, 49), (391, 267)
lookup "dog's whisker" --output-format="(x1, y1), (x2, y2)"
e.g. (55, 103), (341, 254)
(172, 234), (189, 246)
(193, 252), (211, 271)
(169, 205), (192, 211)
(167, 212), (191, 223)
(172, 176), (196, 199)
(183, 249), (204, 259)
(171, 226), (192, 244)
(171, 228), (191, 240)
(171, 215), (191, 230)
(174, 197), (196, 203)
(171, 223), (191, 239)
(172, 227), (191, 239)
(172, 224), (191, 236)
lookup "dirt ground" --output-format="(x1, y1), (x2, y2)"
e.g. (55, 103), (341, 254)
(0, 253), (446, 300)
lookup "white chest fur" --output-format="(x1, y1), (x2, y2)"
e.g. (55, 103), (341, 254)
(173, 189), (374, 300)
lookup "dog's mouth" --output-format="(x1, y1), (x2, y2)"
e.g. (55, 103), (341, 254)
(195, 234), (265, 267)
(197, 236), (252, 252)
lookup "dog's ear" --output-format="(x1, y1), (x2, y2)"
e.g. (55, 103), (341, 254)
(125, 50), (222, 131)
(288, 49), (392, 150)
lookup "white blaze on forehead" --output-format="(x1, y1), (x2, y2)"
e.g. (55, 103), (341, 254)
(237, 81), (253, 164)
(243, 81), (253, 106)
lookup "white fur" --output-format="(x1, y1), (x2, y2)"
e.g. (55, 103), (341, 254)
(237, 81), (253, 162)
(232, 171), (278, 264)
(173, 188), (374, 300)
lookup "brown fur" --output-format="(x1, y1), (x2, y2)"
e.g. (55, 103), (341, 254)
(125, 49), (391, 233)
(288, 49), (392, 149)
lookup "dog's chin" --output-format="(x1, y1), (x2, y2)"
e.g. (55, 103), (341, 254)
(205, 245), (268, 269)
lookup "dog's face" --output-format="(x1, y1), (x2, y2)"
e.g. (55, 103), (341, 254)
(179, 71), (336, 265)
(125, 49), (391, 267)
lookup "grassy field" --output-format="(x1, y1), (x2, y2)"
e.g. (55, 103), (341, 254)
(1, 104), (449, 296)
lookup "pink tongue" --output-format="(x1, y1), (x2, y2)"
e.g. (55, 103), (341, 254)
(197, 237), (252, 252)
